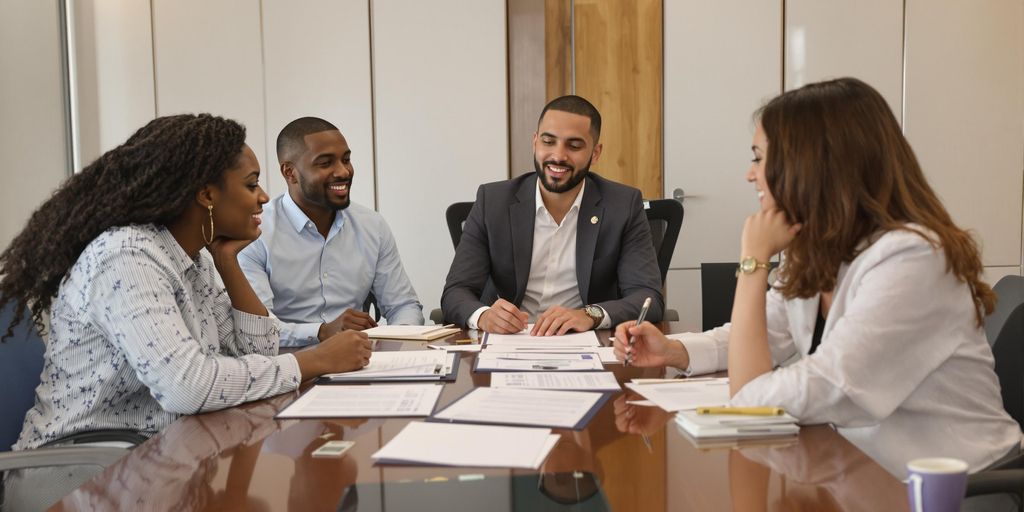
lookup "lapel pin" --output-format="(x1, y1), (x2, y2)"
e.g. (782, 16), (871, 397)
(591, 216), (599, 224)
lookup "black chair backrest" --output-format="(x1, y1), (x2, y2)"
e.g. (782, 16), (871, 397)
(992, 302), (1024, 429)
(700, 262), (779, 331)
(445, 202), (475, 249)
(0, 302), (45, 451)
(643, 199), (684, 283)
(986, 275), (1024, 346)
(362, 292), (381, 322)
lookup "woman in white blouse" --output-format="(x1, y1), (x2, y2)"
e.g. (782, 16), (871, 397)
(0, 114), (372, 450)
(614, 78), (1021, 476)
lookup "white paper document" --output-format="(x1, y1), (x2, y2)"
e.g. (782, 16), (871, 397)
(362, 325), (461, 341)
(277, 384), (444, 418)
(625, 378), (731, 412)
(427, 342), (483, 352)
(371, 421), (560, 469)
(475, 352), (604, 372)
(432, 387), (603, 429)
(321, 350), (454, 382)
(482, 345), (619, 364)
(490, 371), (621, 391)
(483, 327), (600, 348)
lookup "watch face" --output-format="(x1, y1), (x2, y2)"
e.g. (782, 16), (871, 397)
(740, 258), (755, 273)
(585, 305), (602, 318)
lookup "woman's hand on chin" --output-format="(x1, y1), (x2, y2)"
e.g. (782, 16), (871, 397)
(741, 207), (802, 260)
(207, 236), (254, 266)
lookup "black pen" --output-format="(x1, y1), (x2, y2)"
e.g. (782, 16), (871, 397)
(625, 297), (652, 367)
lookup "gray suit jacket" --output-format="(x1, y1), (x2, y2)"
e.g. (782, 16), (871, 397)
(441, 172), (664, 327)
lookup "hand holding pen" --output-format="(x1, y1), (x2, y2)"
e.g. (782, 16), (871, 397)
(623, 297), (651, 367)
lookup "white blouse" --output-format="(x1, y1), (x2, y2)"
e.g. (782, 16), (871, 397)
(15, 224), (301, 450)
(675, 227), (1021, 476)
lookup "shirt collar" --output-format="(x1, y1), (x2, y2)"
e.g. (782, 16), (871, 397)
(155, 224), (198, 276)
(281, 193), (345, 234)
(534, 179), (586, 216)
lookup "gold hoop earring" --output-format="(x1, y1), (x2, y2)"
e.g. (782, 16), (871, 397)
(201, 204), (215, 245)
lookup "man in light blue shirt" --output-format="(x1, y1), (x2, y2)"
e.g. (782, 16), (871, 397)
(239, 117), (423, 346)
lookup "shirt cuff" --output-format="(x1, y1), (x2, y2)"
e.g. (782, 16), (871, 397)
(597, 306), (611, 329)
(667, 332), (722, 376)
(278, 353), (303, 391)
(233, 309), (280, 337)
(467, 306), (489, 330)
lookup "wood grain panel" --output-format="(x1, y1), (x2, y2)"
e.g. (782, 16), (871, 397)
(544, 0), (572, 101)
(572, 0), (663, 198)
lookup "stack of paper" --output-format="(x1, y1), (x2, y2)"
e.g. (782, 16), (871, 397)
(475, 351), (603, 372)
(363, 325), (462, 341)
(482, 327), (601, 349)
(320, 350), (457, 383)
(490, 371), (621, 391)
(624, 378), (730, 412)
(675, 410), (799, 440)
(372, 421), (560, 469)
(277, 384), (444, 418)
(431, 387), (607, 429)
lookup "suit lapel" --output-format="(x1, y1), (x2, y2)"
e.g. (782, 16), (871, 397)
(509, 176), (536, 303)
(576, 177), (602, 303)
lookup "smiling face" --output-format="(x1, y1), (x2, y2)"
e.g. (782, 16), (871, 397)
(284, 129), (354, 213)
(211, 144), (268, 240)
(747, 122), (776, 211)
(532, 110), (602, 195)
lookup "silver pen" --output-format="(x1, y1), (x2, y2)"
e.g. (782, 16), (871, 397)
(625, 297), (652, 367)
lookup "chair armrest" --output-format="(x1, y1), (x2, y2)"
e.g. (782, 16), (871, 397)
(0, 446), (129, 471)
(966, 469), (1024, 497)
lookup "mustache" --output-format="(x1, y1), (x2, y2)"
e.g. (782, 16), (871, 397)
(542, 160), (574, 172)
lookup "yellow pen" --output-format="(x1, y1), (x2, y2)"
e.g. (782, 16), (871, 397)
(696, 406), (785, 416)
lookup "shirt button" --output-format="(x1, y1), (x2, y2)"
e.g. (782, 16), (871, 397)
(322, 272), (328, 277)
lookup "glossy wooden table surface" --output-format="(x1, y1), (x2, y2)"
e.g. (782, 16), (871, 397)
(51, 326), (909, 511)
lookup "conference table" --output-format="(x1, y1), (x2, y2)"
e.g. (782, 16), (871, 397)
(50, 324), (909, 511)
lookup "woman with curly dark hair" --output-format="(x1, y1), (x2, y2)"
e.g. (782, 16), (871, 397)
(0, 114), (371, 452)
(614, 78), (1020, 476)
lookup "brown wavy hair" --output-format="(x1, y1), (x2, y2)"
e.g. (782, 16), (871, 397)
(759, 77), (994, 326)
(0, 114), (246, 339)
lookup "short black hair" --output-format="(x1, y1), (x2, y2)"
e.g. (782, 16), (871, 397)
(538, 95), (602, 143)
(276, 116), (339, 163)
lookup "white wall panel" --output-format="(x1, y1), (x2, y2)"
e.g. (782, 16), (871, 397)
(904, 0), (1024, 267)
(71, 0), (156, 164)
(151, 0), (268, 181)
(372, 0), (508, 315)
(261, 0), (375, 203)
(785, 0), (904, 121)
(0, 0), (69, 250)
(663, 2), (782, 266)
(665, 269), (701, 333)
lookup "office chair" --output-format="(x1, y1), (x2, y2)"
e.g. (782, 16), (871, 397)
(964, 302), (1024, 508)
(700, 262), (779, 331)
(644, 199), (684, 322)
(0, 302), (140, 508)
(362, 292), (381, 322)
(986, 275), (1024, 346)
(445, 202), (475, 249)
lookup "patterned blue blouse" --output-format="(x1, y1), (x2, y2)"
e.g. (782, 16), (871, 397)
(15, 224), (301, 450)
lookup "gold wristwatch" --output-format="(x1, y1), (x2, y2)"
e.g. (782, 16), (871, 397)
(736, 256), (771, 277)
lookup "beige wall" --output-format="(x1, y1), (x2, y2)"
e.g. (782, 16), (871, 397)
(0, 0), (70, 250)
(1, 1), (1022, 325)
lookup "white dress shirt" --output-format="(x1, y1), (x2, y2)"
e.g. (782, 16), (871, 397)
(468, 181), (609, 329)
(673, 226), (1021, 476)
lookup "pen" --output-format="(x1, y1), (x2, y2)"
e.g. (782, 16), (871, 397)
(625, 297), (652, 367)
(696, 406), (785, 416)
(640, 433), (653, 453)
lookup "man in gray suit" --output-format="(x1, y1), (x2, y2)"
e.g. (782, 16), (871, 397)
(441, 95), (664, 335)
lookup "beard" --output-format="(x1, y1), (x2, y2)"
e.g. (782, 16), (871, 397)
(533, 156), (591, 194)
(299, 175), (351, 211)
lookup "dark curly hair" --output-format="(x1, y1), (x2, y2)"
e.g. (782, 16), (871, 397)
(0, 113), (247, 339)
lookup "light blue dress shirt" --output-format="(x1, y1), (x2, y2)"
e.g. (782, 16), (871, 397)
(239, 194), (423, 346)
